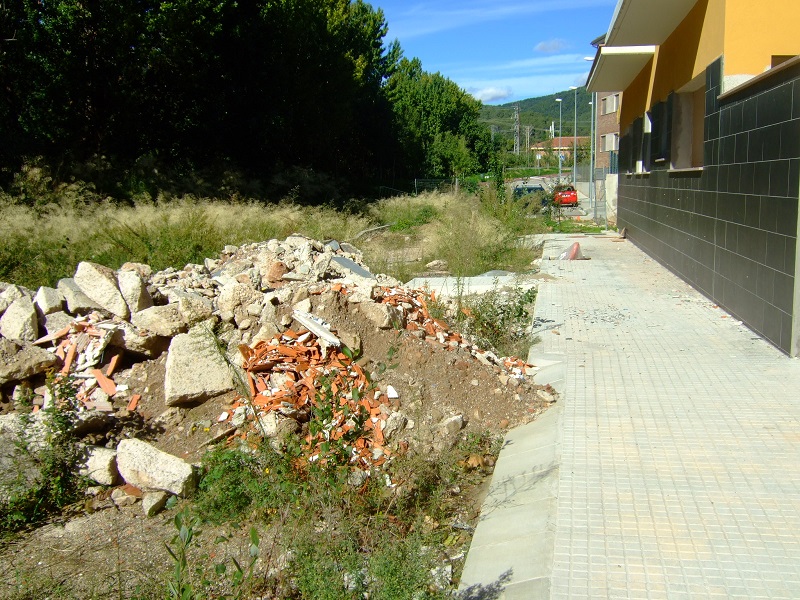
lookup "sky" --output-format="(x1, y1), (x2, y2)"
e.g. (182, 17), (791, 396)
(374, 0), (619, 104)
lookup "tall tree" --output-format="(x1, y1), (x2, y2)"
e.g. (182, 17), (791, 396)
(386, 57), (491, 178)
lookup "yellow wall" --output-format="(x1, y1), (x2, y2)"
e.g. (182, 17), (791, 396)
(650, 0), (724, 103)
(620, 56), (654, 133)
(724, 0), (800, 76)
(619, 0), (800, 134)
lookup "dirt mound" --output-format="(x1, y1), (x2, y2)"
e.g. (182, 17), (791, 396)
(0, 234), (553, 597)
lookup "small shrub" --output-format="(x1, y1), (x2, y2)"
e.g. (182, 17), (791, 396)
(0, 375), (87, 534)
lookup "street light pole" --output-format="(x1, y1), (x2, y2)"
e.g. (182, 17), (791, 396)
(589, 96), (596, 220)
(570, 86), (578, 184)
(555, 98), (562, 181)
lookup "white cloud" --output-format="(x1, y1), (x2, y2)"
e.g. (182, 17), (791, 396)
(573, 71), (591, 86)
(535, 39), (568, 53)
(469, 86), (514, 103)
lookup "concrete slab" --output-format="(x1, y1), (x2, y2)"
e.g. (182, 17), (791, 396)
(405, 274), (537, 297)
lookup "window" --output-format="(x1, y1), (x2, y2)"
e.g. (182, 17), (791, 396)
(669, 86), (705, 169)
(601, 133), (619, 152)
(648, 95), (672, 166)
(601, 93), (620, 115)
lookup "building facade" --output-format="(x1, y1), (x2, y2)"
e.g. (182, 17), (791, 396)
(587, 0), (800, 355)
(596, 92), (621, 170)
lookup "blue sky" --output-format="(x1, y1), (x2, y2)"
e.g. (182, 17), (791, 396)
(374, 0), (618, 104)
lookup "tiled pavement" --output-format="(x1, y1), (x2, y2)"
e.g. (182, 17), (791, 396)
(460, 234), (800, 599)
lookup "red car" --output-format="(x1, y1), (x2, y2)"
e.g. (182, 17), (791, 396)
(552, 185), (578, 206)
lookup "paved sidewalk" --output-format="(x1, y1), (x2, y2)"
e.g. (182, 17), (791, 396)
(460, 234), (800, 598)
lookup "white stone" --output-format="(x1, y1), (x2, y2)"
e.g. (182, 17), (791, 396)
(217, 282), (262, 314)
(80, 446), (120, 486)
(164, 325), (237, 406)
(131, 304), (186, 337)
(0, 284), (32, 314)
(74, 262), (130, 319)
(142, 491), (170, 517)
(116, 438), (196, 496)
(0, 296), (38, 341)
(108, 320), (167, 358)
(57, 278), (104, 315)
(43, 311), (74, 335)
(359, 302), (402, 330)
(33, 286), (64, 316)
(439, 415), (464, 436)
(117, 270), (153, 314)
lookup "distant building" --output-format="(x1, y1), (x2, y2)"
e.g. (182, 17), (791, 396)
(531, 136), (590, 163)
(589, 35), (622, 172)
(596, 92), (621, 170)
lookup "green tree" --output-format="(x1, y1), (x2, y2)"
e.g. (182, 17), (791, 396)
(385, 57), (491, 178)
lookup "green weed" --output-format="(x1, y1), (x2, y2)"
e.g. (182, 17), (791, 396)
(0, 375), (87, 535)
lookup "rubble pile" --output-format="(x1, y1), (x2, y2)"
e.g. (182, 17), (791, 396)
(0, 234), (541, 515)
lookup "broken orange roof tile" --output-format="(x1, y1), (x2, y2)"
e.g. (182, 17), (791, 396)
(61, 342), (78, 374)
(104, 351), (122, 377)
(126, 394), (141, 411)
(91, 368), (118, 396)
(33, 325), (72, 346)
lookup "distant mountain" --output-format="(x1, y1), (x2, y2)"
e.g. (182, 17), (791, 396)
(480, 87), (593, 143)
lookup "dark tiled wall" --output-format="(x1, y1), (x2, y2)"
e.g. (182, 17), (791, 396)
(618, 57), (800, 354)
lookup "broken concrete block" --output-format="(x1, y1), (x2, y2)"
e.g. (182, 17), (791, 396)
(217, 282), (263, 314)
(382, 412), (408, 443)
(80, 446), (120, 486)
(33, 286), (64, 316)
(43, 311), (75, 336)
(57, 278), (105, 315)
(108, 320), (168, 358)
(359, 302), (403, 330)
(0, 284), (33, 315)
(176, 294), (214, 327)
(0, 338), (59, 385)
(164, 325), (237, 406)
(131, 304), (186, 337)
(0, 296), (38, 341)
(142, 490), (170, 517)
(74, 262), (130, 319)
(116, 438), (196, 496)
(117, 270), (153, 315)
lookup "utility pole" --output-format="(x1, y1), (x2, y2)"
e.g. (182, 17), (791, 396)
(513, 104), (520, 156)
(524, 125), (532, 166)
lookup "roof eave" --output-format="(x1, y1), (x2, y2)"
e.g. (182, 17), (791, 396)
(586, 45), (656, 93)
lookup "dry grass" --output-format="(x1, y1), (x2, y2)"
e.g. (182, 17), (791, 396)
(0, 187), (544, 289)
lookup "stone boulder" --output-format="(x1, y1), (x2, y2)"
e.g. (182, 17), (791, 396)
(108, 320), (168, 358)
(117, 270), (153, 314)
(116, 438), (196, 496)
(74, 262), (130, 319)
(57, 278), (105, 315)
(216, 282), (263, 314)
(79, 446), (120, 486)
(0, 338), (59, 385)
(0, 284), (33, 315)
(33, 286), (64, 316)
(164, 325), (237, 406)
(131, 304), (186, 337)
(0, 296), (38, 341)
